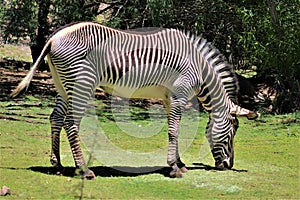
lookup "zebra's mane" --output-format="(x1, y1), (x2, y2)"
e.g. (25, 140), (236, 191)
(184, 31), (239, 103)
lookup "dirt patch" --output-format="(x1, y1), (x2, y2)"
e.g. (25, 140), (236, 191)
(0, 65), (55, 100)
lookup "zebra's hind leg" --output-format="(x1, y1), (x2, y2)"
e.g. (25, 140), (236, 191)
(62, 78), (97, 180)
(63, 117), (95, 180)
(50, 95), (67, 175)
(63, 105), (96, 180)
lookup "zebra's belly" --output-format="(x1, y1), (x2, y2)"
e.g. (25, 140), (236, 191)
(100, 84), (169, 100)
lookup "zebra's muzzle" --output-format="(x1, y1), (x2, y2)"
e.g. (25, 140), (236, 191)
(215, 157), (233, 170)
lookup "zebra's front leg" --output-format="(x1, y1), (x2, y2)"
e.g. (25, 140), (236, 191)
(166, 95), (189, 178)
(49, 95), (67, 175)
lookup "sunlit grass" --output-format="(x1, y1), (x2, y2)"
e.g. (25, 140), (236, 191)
(0, 44), (32, 62)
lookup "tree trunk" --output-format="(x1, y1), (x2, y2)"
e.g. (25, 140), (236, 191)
(30, 0), (51, 71)
(266, 0), (283, 39)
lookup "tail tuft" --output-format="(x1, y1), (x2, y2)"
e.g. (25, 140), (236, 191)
(10, 69), (35, 98)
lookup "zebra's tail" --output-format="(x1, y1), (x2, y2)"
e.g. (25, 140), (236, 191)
(11, 40), (52, 98)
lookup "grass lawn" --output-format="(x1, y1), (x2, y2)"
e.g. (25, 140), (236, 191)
(0, 96), (299, 199)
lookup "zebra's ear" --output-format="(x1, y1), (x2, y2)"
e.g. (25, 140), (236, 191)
(230, 106), (260, 120)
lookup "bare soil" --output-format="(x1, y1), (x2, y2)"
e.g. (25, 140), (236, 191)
(0, 66), (54, 100)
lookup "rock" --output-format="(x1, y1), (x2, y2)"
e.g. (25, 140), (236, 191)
(0, 186), (11, 196)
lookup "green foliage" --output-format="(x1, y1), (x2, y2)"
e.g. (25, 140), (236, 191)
(235, 1), (300, 75)
(49, 0), (95, 27)
(105, 0), (149, 29)
(235, 0), (300, 113)
(1, 0), (97, 44)
(0, 5), (5, 36)
(147, 0), (174, 27)
(1, 0), (37, 44)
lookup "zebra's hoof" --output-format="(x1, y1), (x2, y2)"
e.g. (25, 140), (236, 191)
(54, 165), (65, 176)
(170, 166), (188, 178)
(180, 166), (189, 173)
(83, 169), (96, 180)
(56, 170), (64, 176)
(170, 168), (183, 178)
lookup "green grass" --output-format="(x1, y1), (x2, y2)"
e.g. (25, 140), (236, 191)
(0, 96), (299, 199)
(0, 44), (32, 62)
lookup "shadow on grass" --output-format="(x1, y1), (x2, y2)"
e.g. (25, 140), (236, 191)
(26, 163), (247, 178)
(192, 163), (248, 173)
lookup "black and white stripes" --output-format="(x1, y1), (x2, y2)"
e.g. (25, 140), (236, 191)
(12, 22), (258, 179)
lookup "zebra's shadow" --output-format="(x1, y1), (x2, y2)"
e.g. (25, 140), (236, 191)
(192, 163), (248, 172)
(28, 163), (247, 178)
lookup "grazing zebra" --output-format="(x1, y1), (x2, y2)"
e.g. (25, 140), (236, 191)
(11, 22), (258, 179)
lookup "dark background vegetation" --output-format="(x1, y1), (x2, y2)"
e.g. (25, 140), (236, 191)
(0, 0), (299, 113)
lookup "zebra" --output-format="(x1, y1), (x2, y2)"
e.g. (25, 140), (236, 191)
(11, 22), (258, 179)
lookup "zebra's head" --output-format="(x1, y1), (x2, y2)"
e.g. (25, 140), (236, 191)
(209, 105), (259, 170)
